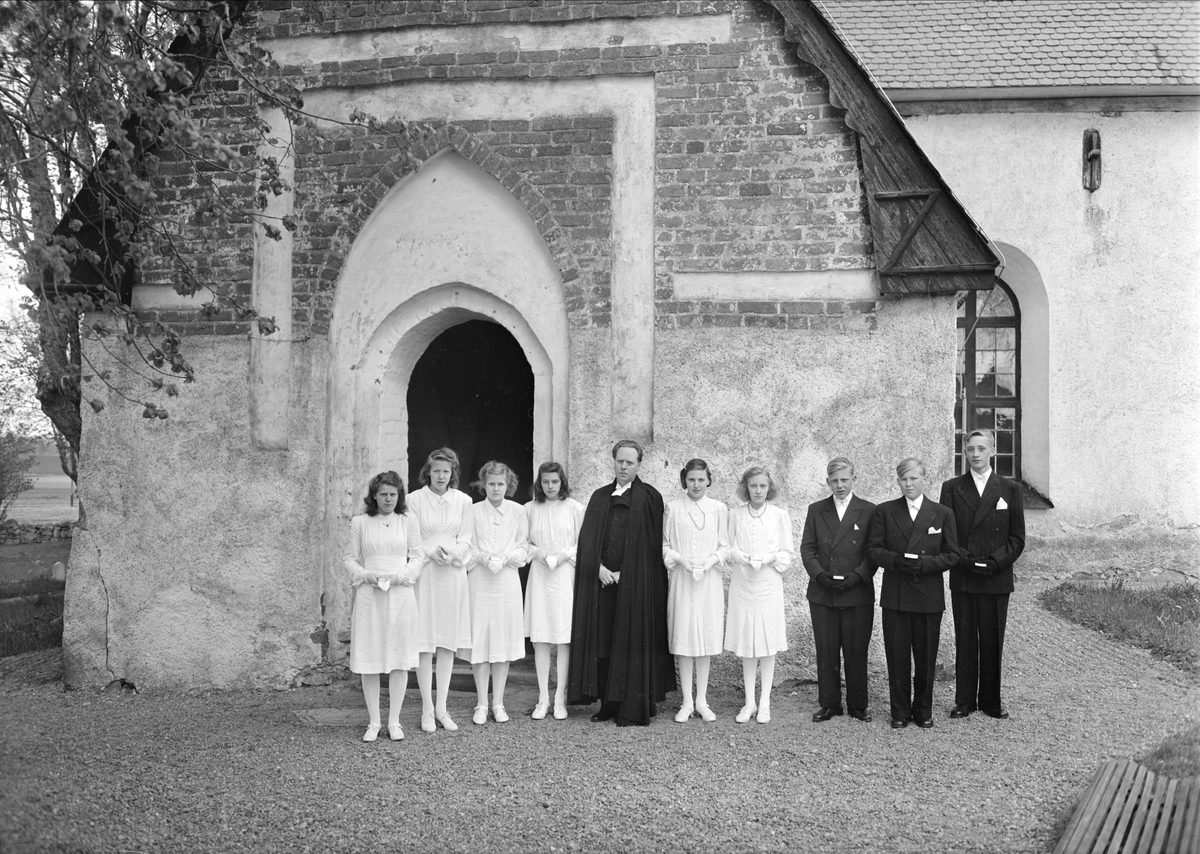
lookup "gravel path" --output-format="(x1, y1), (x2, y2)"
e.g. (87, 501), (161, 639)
(1, 577), (1196, 853)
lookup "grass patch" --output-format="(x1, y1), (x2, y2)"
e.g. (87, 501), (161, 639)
(1039, 580), (1200, 673)
(0, 577), (65, 599)
(1139, 723), (1200, 779)
(0, 591), (64, 657)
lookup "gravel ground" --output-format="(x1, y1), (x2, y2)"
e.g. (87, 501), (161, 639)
(1, 576), (1197, 854)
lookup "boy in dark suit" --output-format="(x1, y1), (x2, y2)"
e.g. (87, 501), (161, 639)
(939, 430), (1026, 720)
(866, 458), (959, 729)
(800, 457), (877, 723)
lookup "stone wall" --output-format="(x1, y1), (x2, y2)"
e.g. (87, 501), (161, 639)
(0, 522), (74, 546)
(69, 1), (970, 689)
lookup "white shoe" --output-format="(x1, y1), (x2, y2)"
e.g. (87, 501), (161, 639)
(674, 704), (694, 723)
(493, 704), (510, 723)
(735, 704), (757, 724)
(532, 701), (549, 720)
(362, 723), (381, 742)
(553, 701), (568, 720)
(473, 706), (488, 725)
(435, 712), (458, 732)
(756, 705), (771, 724)
(388, 723), (404, 741)
(696, 703), (717, 722)
(420, 712), (435, 733)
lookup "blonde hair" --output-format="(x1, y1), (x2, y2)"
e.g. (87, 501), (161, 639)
(472, 460), (519, 498)
(736, 466), (779, 502)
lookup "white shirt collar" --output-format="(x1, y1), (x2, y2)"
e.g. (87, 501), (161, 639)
(612, 481), (632, 496)
(971, 467), (992, 494)
(906, 494), (924, 517)
(833, 492), (853, 519)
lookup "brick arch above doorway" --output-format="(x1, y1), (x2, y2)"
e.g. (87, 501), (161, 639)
(311, 123), (585, 325)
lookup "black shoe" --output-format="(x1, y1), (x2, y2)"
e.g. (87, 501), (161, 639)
(848, 708), (872, 722)
(982, 707), (1009, 719)
(812, 706), (844, 723)
(590, 705), (616, 722)
(890, 719), (908, 729)
(914, 717), (934, 729)
(950, 704), (974, 719)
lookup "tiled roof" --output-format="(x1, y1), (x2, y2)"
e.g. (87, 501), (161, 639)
(816, 0), (1200, 90)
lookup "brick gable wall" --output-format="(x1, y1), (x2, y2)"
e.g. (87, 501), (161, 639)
(139, 0), (875, 337)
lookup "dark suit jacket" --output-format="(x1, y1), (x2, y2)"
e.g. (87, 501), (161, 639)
(801, 494), (877, 608)
(939, 473), (1026, 595)
(866, 496), (959, 613)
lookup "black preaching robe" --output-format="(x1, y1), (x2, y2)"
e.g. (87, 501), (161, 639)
(567, 476), (675, 725)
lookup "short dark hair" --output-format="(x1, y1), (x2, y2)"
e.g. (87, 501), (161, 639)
(679, 458), (713, 488)
(364, 471), (407, 516)
(611, 438), (644, 463)
(736, 466), (779, 503)
(472, 460), (519, 498)
(531, 461), (571, 502)
(419, 447), (461, 490)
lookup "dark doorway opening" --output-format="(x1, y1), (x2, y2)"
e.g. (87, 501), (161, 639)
(407, 319), (534, 503)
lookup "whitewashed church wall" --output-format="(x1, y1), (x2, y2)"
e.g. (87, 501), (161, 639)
(64, 338), (328, 689)
(904, 109), (1200, 560)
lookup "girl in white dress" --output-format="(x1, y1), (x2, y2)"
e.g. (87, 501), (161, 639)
(663, 458), (729, 723)
(457, 461), (529, 725)
(409, 447), (474, 734)
(343, 471), (422, 742)
(725, 466), (794, 725)
(524, 462), (585, 721)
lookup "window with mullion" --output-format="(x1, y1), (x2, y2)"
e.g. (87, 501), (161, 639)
(955, 282), (1021, 479)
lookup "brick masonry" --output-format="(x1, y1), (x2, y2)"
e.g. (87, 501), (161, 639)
(139, 0), (877, 335)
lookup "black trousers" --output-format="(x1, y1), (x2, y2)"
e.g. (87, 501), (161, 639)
(951, 590), (1010, 712)
(809, 602), (873, 711)
(881, 608), (942, 723)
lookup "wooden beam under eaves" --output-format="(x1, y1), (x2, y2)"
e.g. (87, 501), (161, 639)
(767, 0), (999, 295)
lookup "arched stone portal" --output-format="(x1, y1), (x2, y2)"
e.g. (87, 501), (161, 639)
(324, 148), (570, 658)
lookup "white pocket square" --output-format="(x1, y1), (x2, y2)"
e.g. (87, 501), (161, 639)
(853, 523), (860, 530)
(928, 527), (941, 535)
(997, 498), (1008, 510)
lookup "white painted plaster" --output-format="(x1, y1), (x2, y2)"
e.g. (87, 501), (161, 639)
(304, 76), (656, 439)
(994, 242), (1049, 498)
(266, 15), (733, 69)
(905, 109), (1200, 529)
(672, 269), (880, 301)
(249, 107), (295, 451)
(130, 286), (202, 310)
(323, 150), (570, 646)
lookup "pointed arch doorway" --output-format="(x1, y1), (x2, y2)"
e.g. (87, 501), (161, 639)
(407, 319), (534, 496)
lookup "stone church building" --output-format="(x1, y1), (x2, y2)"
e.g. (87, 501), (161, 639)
(62, 0), (1194, 689)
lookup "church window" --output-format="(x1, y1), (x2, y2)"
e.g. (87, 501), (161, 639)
(956, 281), (1020, 478)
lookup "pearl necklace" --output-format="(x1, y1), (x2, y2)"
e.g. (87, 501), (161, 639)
(747, 502), (767, 519)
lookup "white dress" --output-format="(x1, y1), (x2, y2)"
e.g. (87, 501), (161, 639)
(663, 496), (729, 657)
(408, 486), (474, 654)
(457, 499), (529, 664)
(725, 503), (794, 657)
(524, 497), (586, 644)
(344, 512), (421, 673)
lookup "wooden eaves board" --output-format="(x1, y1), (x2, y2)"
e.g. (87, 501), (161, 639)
(767, 0), (1000, 295)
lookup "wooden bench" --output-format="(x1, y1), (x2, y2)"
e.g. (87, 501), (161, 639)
(1054, 759), (1200, 854)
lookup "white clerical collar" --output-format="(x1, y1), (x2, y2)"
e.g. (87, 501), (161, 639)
(612, 481), (632, 496)
(971, 467), (992, 495)
(907, 494), (924, 516)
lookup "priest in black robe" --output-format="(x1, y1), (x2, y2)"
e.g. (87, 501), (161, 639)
(568, 439), (675, 726)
